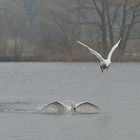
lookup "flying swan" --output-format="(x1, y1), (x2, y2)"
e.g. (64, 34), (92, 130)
(39, 101), (100, 114)
(77, 39), (121, 72)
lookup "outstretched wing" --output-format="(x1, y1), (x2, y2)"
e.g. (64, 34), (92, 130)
(40, 101), (67, 114)
(75, 102), (100, 114)
(77, 41), (105, 62)
(107, 38), (121, 60)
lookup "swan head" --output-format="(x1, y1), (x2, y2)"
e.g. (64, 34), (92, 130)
(71, 102), (76, 112)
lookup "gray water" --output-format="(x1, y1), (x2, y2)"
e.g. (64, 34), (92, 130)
(0, 62), (140, 140)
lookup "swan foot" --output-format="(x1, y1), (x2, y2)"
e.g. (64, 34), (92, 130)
(100, 68), (103, 73)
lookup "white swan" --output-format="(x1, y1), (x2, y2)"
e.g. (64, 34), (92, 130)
(40, 101), (99, 114)
(77, 39), (121, 72)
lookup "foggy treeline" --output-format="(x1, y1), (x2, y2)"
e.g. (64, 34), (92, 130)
(0, 0), (140, 61)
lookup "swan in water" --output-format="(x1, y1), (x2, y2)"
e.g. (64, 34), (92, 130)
(40, 101), (99, 114)
(77, 39), (121, 72)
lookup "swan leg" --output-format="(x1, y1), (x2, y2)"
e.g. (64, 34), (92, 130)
(100, 68), (103, 73)
(100, 64), (106, 73)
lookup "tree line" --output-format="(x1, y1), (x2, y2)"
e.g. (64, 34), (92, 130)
(0, 0), (140, 61)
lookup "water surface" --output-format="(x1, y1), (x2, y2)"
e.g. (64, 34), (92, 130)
(0, 62), (140, 140)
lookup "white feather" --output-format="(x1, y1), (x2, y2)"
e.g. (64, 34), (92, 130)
(77, 41), (105, 62)
(77, 39), (121, 71)
(107, 38), (121, 61)
(39, 101), (99, 114)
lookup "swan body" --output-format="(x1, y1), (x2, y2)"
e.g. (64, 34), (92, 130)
(40, 101), (99, 114)
(77, 39), (121, 72)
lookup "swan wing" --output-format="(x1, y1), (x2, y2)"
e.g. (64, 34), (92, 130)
(75, 102), (100, 114)
(77, 41), (105, 62)
(107, 38), (121, 60)
(40, 101), (67, 114)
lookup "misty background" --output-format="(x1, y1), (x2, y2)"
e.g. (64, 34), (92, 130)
(0, 0), (140, 61)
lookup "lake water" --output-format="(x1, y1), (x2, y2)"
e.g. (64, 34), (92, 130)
(0, 62), (140, 140)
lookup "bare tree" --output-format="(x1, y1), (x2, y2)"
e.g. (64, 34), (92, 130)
(117, 0), (140, 55)
(0, 0), (140, 61)
(12, 0), (44, 44)
(74, 0), (140, 57)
